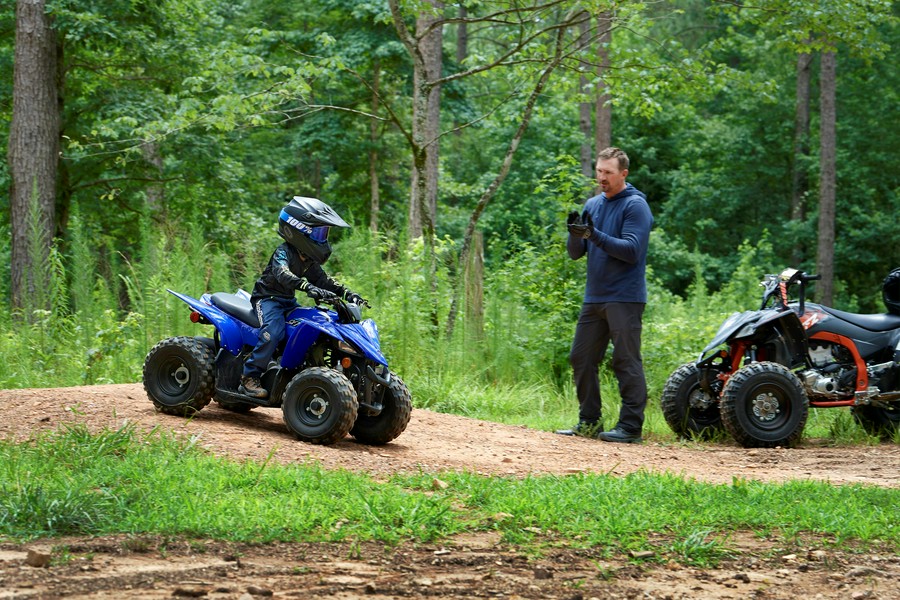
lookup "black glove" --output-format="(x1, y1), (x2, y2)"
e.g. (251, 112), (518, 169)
(567, 212), (594, 239)
(567, 210), (580, 225)
(305, 285), (338, 303)
(344, 291), (370, 307)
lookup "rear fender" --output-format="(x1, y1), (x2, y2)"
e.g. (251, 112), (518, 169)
(167, 289), (246, 355)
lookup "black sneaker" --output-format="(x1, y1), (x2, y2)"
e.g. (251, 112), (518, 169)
(596, 427), (642, 444)
(554, 421), (601, 439)
(239, 375), (268, 399)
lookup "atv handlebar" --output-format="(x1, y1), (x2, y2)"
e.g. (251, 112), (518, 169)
(315, 295), (367, 324)
(760, 269), (820, 313)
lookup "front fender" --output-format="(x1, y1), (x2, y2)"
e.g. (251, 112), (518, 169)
(281, 307), (347, 368)
(167, 289), (246, 355)
(698, 310), (761, 362)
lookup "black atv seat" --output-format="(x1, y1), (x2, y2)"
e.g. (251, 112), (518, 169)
(821, 306), (900, 332)
(211, 293), (261, 328)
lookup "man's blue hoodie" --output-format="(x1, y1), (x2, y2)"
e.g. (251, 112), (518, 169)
(566, 182), (653, 303)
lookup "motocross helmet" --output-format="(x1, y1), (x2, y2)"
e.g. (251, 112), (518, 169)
(883, 267), (900, 315)
(277, 196), (349, 264)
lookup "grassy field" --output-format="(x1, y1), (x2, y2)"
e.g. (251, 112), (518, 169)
(2, 424), (897, 564)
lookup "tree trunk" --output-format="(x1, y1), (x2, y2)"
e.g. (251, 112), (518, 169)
(791, 50), (812, 265)
(408, 0), (442, 239)
(578, 12), (592, 178)
(8, 0), (59, 314)
(456, 5), (467, 65)
(464, 230), (484, 339)
(454, 5), (467, 138)
(594, 11), (612, 154)
(369, 60), (381, 233)
(815, 50), (837, 305)
(142, 140), (166, 219)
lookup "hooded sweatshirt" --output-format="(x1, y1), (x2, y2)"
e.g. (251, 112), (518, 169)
(566, 182), (653, 304)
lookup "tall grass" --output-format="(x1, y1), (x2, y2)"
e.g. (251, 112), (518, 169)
(0, 212), (871, 441)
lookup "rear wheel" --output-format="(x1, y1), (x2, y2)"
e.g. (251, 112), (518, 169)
(351, 373), (412, 445)
(661, 363), (723, 439)
(720, 361), (808, 448)
(282, 367), (358, 445)
(143, 337), (215, 416)
(852, 404), (900, 441)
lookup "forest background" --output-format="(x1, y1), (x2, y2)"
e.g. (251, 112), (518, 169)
(0, 0), (897, 438)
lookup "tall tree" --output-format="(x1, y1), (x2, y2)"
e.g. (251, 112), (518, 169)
(407, 0), (444, 239)
(790, 49), (812, 264)
(815, 49), (836, 304)
(7, 0), (58, 314)
(578, 11), (593, 178)
(594, 11), (612, 152)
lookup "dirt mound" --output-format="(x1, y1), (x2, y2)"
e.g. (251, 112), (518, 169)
(1, 384), (899, 599)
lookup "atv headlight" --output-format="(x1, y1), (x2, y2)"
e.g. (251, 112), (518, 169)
(338, 340), (361, 355)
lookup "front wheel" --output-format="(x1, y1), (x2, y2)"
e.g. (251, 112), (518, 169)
(143, 337), (215, 416)
(661, 363), (723, 440)
(720, 361), (808, 448)
(282, 367), (358, 445)
(351, 373), (412, 445)
(852, 404), (900, 441)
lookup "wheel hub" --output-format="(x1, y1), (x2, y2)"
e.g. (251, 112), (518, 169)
(752, 392), (780, 421)
(689, 388), (714, 411)
(306, 395), (329, 418)
(172, 365), (190, 387)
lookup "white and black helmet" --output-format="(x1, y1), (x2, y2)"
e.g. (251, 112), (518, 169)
(883, 267), (900, 315)
(278, 196), (349, 264)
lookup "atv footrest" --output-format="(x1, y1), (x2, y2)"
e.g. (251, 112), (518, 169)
(216, 387), (277, 408)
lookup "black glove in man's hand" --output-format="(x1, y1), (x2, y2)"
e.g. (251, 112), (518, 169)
(305, 285), (338, 302)
(567, 210), (580, 225)
(567, 213), (594, 239)
(344, 291), (370, 307)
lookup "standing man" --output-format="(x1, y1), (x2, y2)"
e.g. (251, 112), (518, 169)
(556, 147), (653, 443)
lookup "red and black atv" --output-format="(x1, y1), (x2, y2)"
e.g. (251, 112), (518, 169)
(662, 267), (900, 447)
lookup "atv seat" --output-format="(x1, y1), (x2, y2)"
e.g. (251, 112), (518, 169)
(821, 306), (900, 332)
(211, 293), (261, 328)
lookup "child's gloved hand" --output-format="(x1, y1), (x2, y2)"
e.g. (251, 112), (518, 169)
(305, 285), (338, 302)
(344, 291), (370, 307)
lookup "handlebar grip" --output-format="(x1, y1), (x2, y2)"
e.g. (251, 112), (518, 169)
(802, 273), (822, 281)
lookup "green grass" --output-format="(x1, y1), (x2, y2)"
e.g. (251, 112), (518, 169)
(2, 425), (897, 566)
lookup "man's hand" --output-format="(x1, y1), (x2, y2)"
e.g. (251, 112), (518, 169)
(344, 291), (370, 307)
(567, 213), (594, 239)
(567, 210), (580, 225)
(305, 285), (338, 302)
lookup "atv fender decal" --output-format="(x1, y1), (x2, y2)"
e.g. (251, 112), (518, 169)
(801, 308), (829, 330)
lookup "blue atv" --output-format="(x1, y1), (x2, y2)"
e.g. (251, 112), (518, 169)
(142, 289), (411, 446)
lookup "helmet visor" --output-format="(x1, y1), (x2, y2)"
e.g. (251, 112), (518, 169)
(309, 226), (330, 242)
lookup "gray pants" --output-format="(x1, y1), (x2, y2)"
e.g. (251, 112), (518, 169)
(569, 302), (648, 434)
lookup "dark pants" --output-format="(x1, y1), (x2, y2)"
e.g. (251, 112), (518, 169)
(243, 296), (299, 378)
(569, 302), (648, 434)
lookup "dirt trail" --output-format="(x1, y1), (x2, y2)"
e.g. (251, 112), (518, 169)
(1, 383), (899, 599)
(1, 383), (898, 487)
